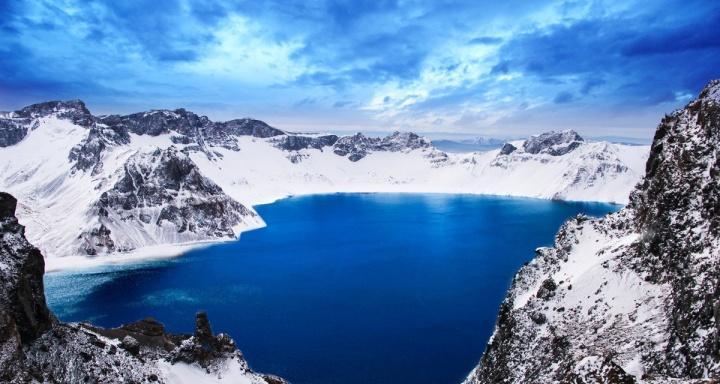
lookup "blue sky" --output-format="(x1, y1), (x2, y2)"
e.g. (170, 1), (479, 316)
(1, 0), (719, 138)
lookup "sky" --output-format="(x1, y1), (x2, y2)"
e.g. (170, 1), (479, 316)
(1, 0), (719, 139)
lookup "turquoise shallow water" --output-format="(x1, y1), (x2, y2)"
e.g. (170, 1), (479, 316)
(45, 193), (620, 384)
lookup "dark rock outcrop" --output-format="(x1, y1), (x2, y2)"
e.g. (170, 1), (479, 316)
(170, 312), (239, 367)
(99, 108), (214, 137)
(97, 110), (285, 152)
(273, 134), (339, 151)
(217, 118), (286, 138)
(84, 146), (254, 255)
(523, 130), (584, 156)
(78, 223), (115, 255)
(68, 124), (131, 174)
(0, 193), (54, 345)
(0, 192), (283, 383)
(0, 119), (30, 148)
(498, 142), (517, 155)
(62, 108), (288, 170)
(465, 80), (720, 383)
(332, 131), (431, 161)
(623, 78), (720, 378)
(16, 100), (94, 128)
(332, 133), (378, 161)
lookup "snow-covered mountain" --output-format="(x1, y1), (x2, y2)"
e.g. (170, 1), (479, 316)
(0, 100), (647, 267)
(0, 192), (284, 383)
(464, 80), (720, 383)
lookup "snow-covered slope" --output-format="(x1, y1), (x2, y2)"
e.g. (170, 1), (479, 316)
(0, 191), (284, 383)
(464, 80), (720, 383)
(0, 100), (647, 266)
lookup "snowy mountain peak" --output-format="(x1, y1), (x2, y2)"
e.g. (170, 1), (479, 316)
(0, 99), (647, 263)
(465, 80), (720, 383)
(84, 145), (258, 255)
(218, 118), (286, 138)
(18, 99), (92, 123)
(522, 129), (584, 156)
(0, 99), (94, 147)
(331, 131), (432, 161)
(99, 108), (212, 137)
(699, 78), (720, 103)
(381, 131), (431, 150)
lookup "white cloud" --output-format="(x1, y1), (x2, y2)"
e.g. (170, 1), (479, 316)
(178, 15), (310, 86)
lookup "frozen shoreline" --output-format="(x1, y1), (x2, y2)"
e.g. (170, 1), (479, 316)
(44, 190), (622, 273)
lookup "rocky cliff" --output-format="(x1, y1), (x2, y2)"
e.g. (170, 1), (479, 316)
(464, 80), (720, 383)
(0, 192), (283, 383)
(81, 146), (256, 255)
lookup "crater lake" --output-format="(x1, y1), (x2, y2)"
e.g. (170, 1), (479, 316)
(45, 193), (620, 384)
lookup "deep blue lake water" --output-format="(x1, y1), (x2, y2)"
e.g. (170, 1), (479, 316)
(45, 194), (619, 384)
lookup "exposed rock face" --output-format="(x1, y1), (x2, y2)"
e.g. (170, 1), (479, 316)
(0, 119), (29, 148)
(170, 312), (240, 368)
(16, 100), (94, 128)
(78, 224), (115, 256)
(217, 118), (286, 138)
(464, 80), (720, 383)
(0, 100), (93, 147)
(332, 133), (379, 161)
(60, 109), (289, 170)
(273, 134), (339, 151)
(332, 131), (431, 161)
(98, 111), (283, 149)
(0, 192), (283, 383)
(498, 142), (517, 155)
(523, 130), (585, 156)
(99, 109), (213, 137)
(68, 124), (131, 174)
(0, 193), (54, 346)
(625, 78), (720, 378)
(375, 131), (431, 151)
(83, 146), (255, 255)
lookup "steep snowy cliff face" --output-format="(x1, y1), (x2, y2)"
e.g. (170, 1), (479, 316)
(0, 192), (284, 383)
(464, 80), (720, 383)
(0, 98), (646, 264)
(82, 146), (257, 255)
(0, 192), (54, 380)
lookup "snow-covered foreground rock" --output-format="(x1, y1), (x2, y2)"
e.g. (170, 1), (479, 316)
(0, 100), (647, 266)
(464, 80), (720, 383)
(0, 192), (284, 383)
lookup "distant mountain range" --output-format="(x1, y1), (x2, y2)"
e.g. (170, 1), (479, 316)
(0, 101), (647, 268)
(431, 137), (506, 152)
(432, 135), (651, 153)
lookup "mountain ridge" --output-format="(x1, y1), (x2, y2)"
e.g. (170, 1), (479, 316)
(463, 79), (720, 383)
(0, 99), (647, 268)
